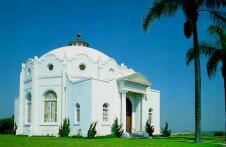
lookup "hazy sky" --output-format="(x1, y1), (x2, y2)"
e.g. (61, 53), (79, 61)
(0, 0), (224, 132)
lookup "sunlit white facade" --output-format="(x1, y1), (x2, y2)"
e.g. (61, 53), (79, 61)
(14, 35), (160, 136)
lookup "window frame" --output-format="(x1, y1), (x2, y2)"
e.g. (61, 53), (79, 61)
(25, 92), (32, 124)
(102, 103), (109, 122)
(74, 103), (80, 124)
(47, 63), (54, 71)
(148, 108), (153, 124)
(79, 63), (86, 71)
(43, 90), (57, 123)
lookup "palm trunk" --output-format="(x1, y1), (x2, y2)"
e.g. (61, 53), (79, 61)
(193, 22), (201, 143)
(222, 62), (226, 141)
(223, 76), (226, 141)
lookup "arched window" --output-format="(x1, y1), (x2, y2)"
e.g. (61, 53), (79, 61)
(75, 103), (80, 123)
(103, 103), (109, 122)
(148, 108), (153, 124)
(44, 90), (57, 122)
(26, 92), (32, 123)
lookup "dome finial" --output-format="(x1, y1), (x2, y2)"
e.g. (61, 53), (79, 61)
(77, 30), (81, 39)
(68, 30), (90, 47)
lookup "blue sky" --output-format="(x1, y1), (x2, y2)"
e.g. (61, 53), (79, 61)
(0, 0), (224, 132)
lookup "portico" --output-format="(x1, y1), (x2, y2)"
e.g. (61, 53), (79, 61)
(117, 73), (150, 134)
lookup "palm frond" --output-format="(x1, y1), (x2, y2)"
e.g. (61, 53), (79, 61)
(207, 50), (222, 79)
(199, 41), (217, 56)
(185, 48), (195, 65)
(143, 0), (180, 32)
(209, 10), (226, 27)
(208, 25), (225, 35)
(185, 42), (217, 65)
(205, 0), (226, 9)
(208, 25), (226, 48)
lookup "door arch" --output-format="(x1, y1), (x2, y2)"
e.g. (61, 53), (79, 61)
(126, 98), (132, 133)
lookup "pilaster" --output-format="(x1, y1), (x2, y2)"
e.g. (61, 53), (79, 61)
(61, 57), (67, 121)
(30, 57), (38, 136)
(17, 64), (25, 135)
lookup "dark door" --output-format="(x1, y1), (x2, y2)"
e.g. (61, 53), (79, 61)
(126, 98), (132, 133)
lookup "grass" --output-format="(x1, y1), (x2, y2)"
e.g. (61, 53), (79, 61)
(0, 134), (225, 147)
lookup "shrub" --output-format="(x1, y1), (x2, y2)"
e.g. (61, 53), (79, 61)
(0, 116), (14, 134)
(161, 122), (171, 137)
(59, 118), (70, 137)
(111, 117), (123, 137)
(87, 121), (97, 139)
(214, 131), (224, 136)
(145, 121), (154, 136)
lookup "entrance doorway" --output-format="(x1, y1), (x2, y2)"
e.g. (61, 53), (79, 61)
(126, 98), (132, 133)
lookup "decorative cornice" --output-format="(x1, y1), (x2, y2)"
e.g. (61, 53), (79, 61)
(65, 73), (109, 84)
(38, 75), (62, 79)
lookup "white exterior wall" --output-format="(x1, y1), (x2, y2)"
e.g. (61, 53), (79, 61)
(143, 89), (160, 135)
(91, 79), (120, 136)
(67, 55), (98, 80)
(14, 45), (160, 136)
(67, 79), (92, 136)
(14, 97), (19, 129)
(30, 55), (63, 136)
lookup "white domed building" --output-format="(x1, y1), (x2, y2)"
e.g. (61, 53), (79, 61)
(14, 33), (160, 136)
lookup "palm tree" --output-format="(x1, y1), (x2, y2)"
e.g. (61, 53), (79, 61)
(143, 0), (225, 143)
(186, 25), (226, 140)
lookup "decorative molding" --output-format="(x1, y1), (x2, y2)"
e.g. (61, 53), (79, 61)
(24, 79), (32, 84)
(101, 123), (111, 126)
(150, 89), (160, 93)
(23, 124), (31, 127)
(66, 73), (109, 84)
(26, 58), (34, 64)
(40, 123), (59, 126)
(73, 123), (80, 126)
(39, 54), (63, 62)
(120, 88), (146, 95)
(119, 90), (128, 94)
(37, 84), (62, 87)
(23, 87), (32, 91)
(38, 75), (62, 79)
(105, 58), (118, 65)
(22, 63), (26, 69)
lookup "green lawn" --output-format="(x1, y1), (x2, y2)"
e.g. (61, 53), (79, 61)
(0, 134), (225, 147)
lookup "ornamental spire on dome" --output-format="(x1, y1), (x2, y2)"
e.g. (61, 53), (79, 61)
(69, 30), (89, 47)
(77, 31), (81, 38)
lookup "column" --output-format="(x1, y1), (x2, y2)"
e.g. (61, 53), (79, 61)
(120, 91), (127, 131)
(139, 95), (143, 131)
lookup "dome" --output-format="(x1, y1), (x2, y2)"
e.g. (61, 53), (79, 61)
(40, 45), (111, 62)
